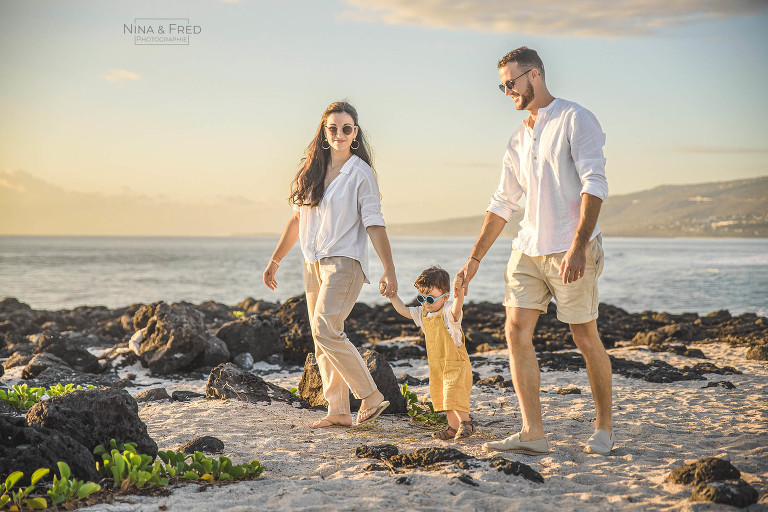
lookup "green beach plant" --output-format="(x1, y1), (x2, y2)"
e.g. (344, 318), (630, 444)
(401, 384), (446, 425)
(46, 462), (101, 506)
(0, 468), (49, 510)
(0, 385), (45, 411)
(0, 383), (95, 411)
(97, 440), (265, 488)
(94, 441), (168, 490)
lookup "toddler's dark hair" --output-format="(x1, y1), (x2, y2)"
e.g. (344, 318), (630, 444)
(414, 266), (450, 294)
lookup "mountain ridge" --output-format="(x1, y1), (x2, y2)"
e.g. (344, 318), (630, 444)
(386, 176), (768, 238)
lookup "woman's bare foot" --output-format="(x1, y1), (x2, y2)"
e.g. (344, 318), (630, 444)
(311, 414), (352, 428)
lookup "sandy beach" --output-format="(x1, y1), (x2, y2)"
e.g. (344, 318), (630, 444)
(5, 340), (763, 511)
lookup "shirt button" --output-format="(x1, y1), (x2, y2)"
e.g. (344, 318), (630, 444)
(533, 156), (537, 160)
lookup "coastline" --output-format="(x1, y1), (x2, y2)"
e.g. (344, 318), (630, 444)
(2, 296), (767, 510)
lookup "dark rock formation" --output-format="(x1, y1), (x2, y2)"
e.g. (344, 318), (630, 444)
(35, 331), (102, 374)
(0, 416), (101, 484)
(214, 315), (283, 361)
(537, 351), (740, 383)
(177, 436), (224, 454)
(702, 381), (735, 389)
(667, 457), (740, 485)
(488, 455), (544, 483)
(188, 336), (231, 369)
(388, 447), (470, 468)
(172, 390), (205, 402)
(22, 353), (76, 380)
(131, 302), (208, 375)
(233, 352), (254, 370)
(134, 388), (171, 403)
(746, 345), (768, 361)
(355, 444), (399, 460)
(690, 479), (759, 507)
(236, 297), (280, 316)
(274, 296), (314, 364)
(206, 363), (309, 408)
(298, 349), (407, 414)
(397, 374), (426, 386)
(25, 388), (157, 458)
(556, 387), (581, 394)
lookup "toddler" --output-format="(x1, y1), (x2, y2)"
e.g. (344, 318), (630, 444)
(386, 266), (475, 440)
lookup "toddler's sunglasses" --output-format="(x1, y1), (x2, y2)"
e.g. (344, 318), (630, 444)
(417, 292), (449, 305)
(325, 124), (355, 136)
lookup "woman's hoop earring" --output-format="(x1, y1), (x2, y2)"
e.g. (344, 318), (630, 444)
(351, 139), (360, 150)
(321, 139), (330, 150)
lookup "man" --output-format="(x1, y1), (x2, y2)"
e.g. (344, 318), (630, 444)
(456, 46), (613, 455)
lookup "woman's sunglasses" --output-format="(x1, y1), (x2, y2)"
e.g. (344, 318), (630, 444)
(417, 292), (449, 305)
(326, 124), (355, 136)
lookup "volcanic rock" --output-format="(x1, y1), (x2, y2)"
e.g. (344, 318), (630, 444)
(131, 302), (208, 375)
(134, 387), (171, 403)
(298, 349), (407, 414)
(177, 436), (224, 454)
(26, 387), (157, 458)
(667, 457), (740, 485)
(206, 362), (309, 408)
(0, 416), (101, 485)
(690, 479), (759, 507)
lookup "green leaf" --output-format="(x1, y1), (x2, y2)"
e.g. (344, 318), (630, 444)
(30, 468), (49, 485)
(24, 497), (48, 509)
(182, 471), (198, 480)
(57, 461), (71, 481)
(0, 496), (9, 507)
(5, 472), (22, 491)
(78, 482), (100, 499)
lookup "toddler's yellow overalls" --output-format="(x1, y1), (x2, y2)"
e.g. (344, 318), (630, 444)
(421, 307), (473, 413)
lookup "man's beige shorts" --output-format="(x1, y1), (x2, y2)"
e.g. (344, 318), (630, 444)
(503, 236), (604, 324)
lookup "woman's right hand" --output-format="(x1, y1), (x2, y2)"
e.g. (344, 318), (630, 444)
(263, 260), (279, 290)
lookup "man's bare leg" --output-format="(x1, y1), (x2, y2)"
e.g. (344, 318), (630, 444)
(570, 320), (613, 433)
(505, 307), (544, 441)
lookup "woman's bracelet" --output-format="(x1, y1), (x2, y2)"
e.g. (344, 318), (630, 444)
(270, 259), (280, 267)
(470, 255), (481, 264)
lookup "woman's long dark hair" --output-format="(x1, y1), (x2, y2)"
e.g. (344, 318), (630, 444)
(289, 101), (374, 207)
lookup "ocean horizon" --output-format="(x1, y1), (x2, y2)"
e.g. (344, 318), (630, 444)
(1, 235), (766, 317)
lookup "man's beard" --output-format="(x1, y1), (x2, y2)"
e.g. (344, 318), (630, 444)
(516, 82), (535, 110)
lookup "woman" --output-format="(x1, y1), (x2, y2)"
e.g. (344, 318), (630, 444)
(263, 101), (397, 428)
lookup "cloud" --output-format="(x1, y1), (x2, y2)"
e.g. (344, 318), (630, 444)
(103, 69), (141, 85)
(0, 169), (283, 236)
(673, 145), (768, 154)
(340, 0), (768, 37)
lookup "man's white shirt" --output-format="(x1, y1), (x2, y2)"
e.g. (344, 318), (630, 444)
(487, 98), (608, 256)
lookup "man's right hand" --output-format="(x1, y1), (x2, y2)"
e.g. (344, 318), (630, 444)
(455, 258), (480, 295)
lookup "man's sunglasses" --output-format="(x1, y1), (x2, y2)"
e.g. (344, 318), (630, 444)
(417, 292), (449, 305)
(498, 69), (532, 93)
(326, 124), (355, 136)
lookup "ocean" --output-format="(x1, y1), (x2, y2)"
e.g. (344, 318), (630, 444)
(0, 236), (766, 317)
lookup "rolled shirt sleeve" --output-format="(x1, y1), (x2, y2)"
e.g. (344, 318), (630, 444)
(570, 109), (608, 201)
(486, 145), (524, 222)
(357, 166), (386, 228)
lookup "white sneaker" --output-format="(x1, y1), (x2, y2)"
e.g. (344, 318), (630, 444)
(482, 433), (549, 455)
(584, 429), (614, 455)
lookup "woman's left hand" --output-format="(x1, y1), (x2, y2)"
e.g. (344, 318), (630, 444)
(379, 271), (398, 297)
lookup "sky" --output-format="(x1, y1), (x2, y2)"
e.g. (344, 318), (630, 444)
(1, 0), (767, 236)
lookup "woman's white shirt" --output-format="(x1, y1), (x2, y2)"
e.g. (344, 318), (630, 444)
(295, 155), (385, 284)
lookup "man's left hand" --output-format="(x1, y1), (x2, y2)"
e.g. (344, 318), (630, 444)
(559, 243), (587, 284)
